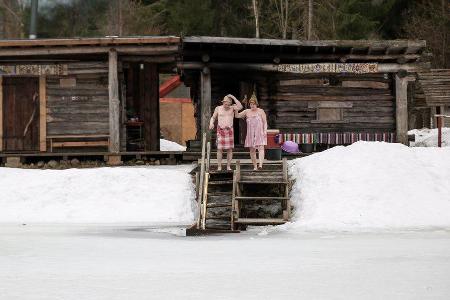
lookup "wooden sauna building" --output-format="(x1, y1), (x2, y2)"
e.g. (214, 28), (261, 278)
(0, 37), (180, 165)
(178, 37), (428, 155)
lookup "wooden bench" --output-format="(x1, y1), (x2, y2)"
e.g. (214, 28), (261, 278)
(47, 135), (110, 152)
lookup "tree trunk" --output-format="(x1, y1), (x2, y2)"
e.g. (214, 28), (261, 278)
(307, 0), (313, 40)
(252, 0), (260, 38)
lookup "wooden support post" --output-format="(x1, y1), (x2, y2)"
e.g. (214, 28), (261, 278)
(0, 76), (2, 152)
(395, 74), (415, 145)
(201, 67), (211, 140)
(39, 76), (47, 151)
(109, 49), (120, 153)
(143, 63), (160, 151)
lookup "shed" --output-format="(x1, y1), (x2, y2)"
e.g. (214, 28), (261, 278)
(0, 36), (179, 162)
(178, 37), (428, 150)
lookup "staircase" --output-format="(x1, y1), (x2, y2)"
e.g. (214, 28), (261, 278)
(187, 134), (291, 235)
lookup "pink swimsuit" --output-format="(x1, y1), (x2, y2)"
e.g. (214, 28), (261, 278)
(245, 113), (267, 148)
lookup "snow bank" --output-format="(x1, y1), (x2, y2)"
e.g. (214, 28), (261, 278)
(288, 142), (450, 231)
(160, 139), (186, 151)
(0, 166), (195, 224)
(409, 127), (450, 147)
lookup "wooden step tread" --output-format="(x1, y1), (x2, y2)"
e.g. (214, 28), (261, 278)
(235, 196), (289, 201)
(208, 180), (233, 185)
(238, 180), (287, 184)
(206, 216), (231, 220)
(207, 203), (232, 208)
(234, 218), (286, 225)
(208, 192), (232, 196)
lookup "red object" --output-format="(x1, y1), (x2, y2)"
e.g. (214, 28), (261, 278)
(266, 129), (280, 149)
(159, 75), (181, 97)
(160, 97), (191, 103)
(437, 116), (442, 148)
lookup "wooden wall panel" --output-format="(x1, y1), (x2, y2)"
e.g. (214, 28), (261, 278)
(46, 63), (109, 136)
(0, 76), (2, 152)
(39, 76), (46, 151)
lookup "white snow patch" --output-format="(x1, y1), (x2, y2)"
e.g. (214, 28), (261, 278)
(0, 165), (196, 224)
(287, 141), (450, 231)
(409, 127), (450, 147)
(160, 139), (186, 151)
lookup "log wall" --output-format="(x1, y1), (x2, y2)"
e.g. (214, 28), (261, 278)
(195, 72), (396, 136)
(46, 62), (109, 136)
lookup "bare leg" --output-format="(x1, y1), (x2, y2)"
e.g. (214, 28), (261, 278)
(226, 149), (233, 170)
(217, 149), (223, 171)
(258, 145), (265, 169)
(249, 147), (257, 170)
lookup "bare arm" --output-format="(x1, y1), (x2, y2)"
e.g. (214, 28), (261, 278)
(235, 109), (248, 119)
(209, 107), (219, 130)
(260, 109), (268, 133)
(228, 94), (243, 111)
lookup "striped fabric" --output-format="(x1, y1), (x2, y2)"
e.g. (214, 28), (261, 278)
(279, 132), (396, 145)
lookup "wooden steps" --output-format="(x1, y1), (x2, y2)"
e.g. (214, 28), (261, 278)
(234, 218), (286, 225)
(193, 134), (292, 234)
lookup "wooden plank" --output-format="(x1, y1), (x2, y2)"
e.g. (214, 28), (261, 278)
(143, 63), (160, 151)
(52, 141), (109, 147)
(39, 76), (46, 151)
(341, 81), (389, 89)
(308, 101), (353, 108)
(197, 133), (207, 229)
(0, 45), (179, 57)
(395, 75), (409, 145)
(201, 67), (212, 140)
(234, 218), (285, 225)
(109, 49), (120, 153)
(0, 76), (2, 152)
(201, 173), (209, 230)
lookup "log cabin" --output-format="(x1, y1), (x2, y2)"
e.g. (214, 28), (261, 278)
(178, 37), (429, 155)
(0, 36), (180, 165)
(0, 36), (433, 165)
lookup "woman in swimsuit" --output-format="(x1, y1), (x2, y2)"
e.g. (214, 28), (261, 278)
(235, 95), (267, 170)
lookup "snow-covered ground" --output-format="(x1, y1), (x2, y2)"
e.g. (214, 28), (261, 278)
(1, 225), (449, 300)
(160, 138), (186, 151)
(287, 142), (450, 231)
(1, 142), (450, 299)
(409, 127), (450, 147)
(0, 165), (195, 224)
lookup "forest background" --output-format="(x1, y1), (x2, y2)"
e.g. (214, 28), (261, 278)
(0, 0), (448, 68)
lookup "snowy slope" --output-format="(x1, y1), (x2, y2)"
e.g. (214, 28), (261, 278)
(0, 166), (195, 224)
(160, 139), (186, 151)
(409, 127), (450, 147)
(288, 142), (450, 230)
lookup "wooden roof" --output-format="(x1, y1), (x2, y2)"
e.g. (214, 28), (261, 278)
(182, 36), (426, 64)
(415, 69), (450, 106)
(0, 36), (180, 58)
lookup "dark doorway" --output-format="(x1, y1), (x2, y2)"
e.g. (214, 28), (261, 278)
(2, 77), (40, 152)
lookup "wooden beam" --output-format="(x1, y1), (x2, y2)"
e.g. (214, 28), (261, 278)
(0, 36), (179, 47)
(39, 76), (47, 151)
(395, 74), (415, 145)
(0, 76), (2, 152)
(108, 49), (120, 153)
(0, 45), (179, 57)
(179, 62), (429, 73)
(143, 62), (160, 151)
(200, 67), (212, 140)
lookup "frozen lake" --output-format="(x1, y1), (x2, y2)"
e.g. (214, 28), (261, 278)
(1, 225), (449, 300)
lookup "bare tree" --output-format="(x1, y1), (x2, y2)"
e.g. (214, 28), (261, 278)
(252, 0), (260, 38)
(0, 0), (25, 38)
(403, 0), (450, 68)
(307, 0), (313, 40)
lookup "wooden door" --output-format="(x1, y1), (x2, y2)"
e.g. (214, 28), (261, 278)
(2, 77), (40, 152)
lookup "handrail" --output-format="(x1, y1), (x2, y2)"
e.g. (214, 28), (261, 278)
(435, 114), (450, 148)
(197, 133), (207, 228)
